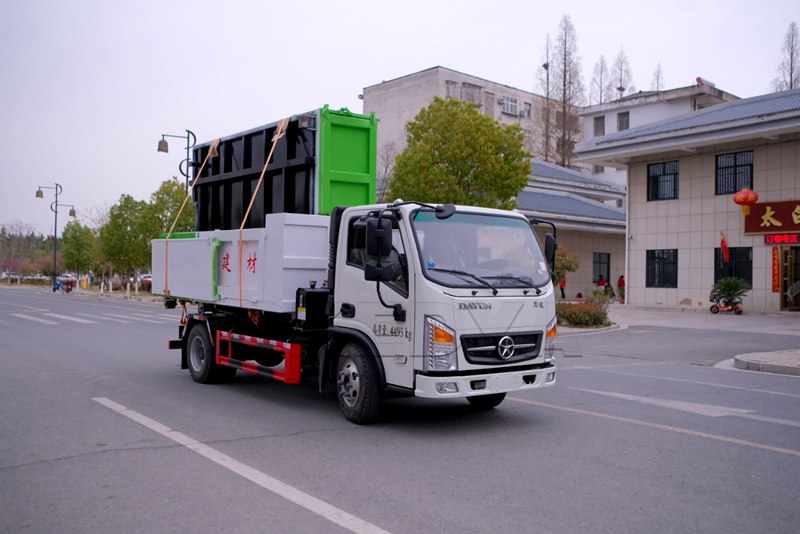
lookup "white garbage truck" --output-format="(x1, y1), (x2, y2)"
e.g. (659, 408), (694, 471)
(153, 107), (557, 424)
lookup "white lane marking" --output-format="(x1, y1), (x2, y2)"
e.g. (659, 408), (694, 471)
(10, 313), (59, 325)
(736, 413), (800, 429)
(105, 313), (164, 324)
(42, 313), (97, 324)
(76, 313), (131, 324)
(507, 396), (800, 458)
(131, 313), (175, 322)
(572, 388), (800, 428)
(92, 398), (391, 534)
(562, 362), (672, 371)
(631, 330), (655, 334)
(581, 368), (800, 398)
(571, 388), (755, 417)
(156, 313), (181, 319)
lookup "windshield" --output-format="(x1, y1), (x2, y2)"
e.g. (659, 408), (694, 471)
(411, 210), (552, 289)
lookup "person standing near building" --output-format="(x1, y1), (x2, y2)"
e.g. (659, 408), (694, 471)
(597, 274), (606, 289)
(618, 275), (625, 293)
(560, 275), (566, 299)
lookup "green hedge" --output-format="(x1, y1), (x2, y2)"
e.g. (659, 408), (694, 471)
(556, 293), (611, 327)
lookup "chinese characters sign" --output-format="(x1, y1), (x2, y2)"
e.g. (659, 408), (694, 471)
(744, 200), (800, 234)
(772, 247), (780, 293)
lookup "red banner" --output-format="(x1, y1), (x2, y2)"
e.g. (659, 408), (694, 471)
(772, 247), (780, 293)
(744, 200), (800, 234)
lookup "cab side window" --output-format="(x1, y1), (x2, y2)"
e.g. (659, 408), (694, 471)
(346, 218), (408, 296)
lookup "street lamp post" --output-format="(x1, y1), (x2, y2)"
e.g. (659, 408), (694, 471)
(157, 130), (196, 194)
(35, 184), (76, 291)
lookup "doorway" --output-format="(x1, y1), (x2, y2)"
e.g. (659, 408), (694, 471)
(781, 247), (800, 311)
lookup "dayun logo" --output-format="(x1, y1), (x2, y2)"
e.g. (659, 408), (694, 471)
(458, 302), (492, 310)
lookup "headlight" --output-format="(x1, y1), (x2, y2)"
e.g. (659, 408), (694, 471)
(424, 316), (457, 371)
(544, 316), (556, 362)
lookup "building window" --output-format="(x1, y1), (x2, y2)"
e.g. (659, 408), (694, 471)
(461, 83), (482, 105)
(714, 247), (752, 286)
(523, 102), (532, 118)
(593, 253), (610, 284)
(716, 151), (753, 195)
(617, 111), (630, 131)
(446, 80), (460, 99)
(523, 129), (532, 147)
(646, 249), (678, 288)
(647, 161), (679, 201)
(592, 164), (605, 174)
(593, 116), (605, 137)
(501, 97), (518, 115)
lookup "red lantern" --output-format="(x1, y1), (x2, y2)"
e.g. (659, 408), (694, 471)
(733, 188), (758, 215)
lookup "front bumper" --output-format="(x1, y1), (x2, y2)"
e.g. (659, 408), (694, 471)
(414, 365), (556, 398)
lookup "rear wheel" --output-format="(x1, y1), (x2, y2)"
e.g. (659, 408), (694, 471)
(187, 324), (236, 383)
(336, 343), (381, 424)
(467, 393), (506, 409)
(709, 305), (719, 314)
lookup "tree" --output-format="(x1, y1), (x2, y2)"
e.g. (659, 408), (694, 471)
(651, 63), (665, 91)
(377, 143), (398, 203)
(534, 34), (556, 162)
(100, 194), (149, 279)
(772, 21), (799, 91)
(388, 97), (529, 210)
(551, 14), (585, 168)
(611, 47), (634, 98)
(61, 220), (95, 278)
(589, 54), (615, 105)
(139, 177), (196, 239)
(554, 244), (579, 285)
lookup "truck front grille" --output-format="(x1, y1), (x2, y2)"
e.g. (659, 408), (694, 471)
(460, 332), (542, 365)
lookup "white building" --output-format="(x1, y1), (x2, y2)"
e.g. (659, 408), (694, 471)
(363, 66), (547, 160)
(580, 81), (739, 189)
(575, 88), (800, 312)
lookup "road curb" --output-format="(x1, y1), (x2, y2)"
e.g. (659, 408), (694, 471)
(733, 353), (800, 376)
(558, 324), (621, 337)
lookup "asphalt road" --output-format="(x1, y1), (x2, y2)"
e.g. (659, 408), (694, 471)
(1, 286), (799, 533)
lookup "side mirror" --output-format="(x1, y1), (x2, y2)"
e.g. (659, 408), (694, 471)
(366, 218), (392, 257)
(544, 233), (557, 269)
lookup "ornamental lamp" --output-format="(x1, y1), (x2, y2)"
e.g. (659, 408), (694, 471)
(733, 188), (758, 215)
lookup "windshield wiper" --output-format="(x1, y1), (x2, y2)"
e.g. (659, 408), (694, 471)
(485, 275), (542, 294)
(429, 268), (498, 296)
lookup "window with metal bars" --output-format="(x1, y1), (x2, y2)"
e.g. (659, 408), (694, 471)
(646, 249), (678, 288)
(714, 247), (752, 286)
(593, 116), (605, 136)
(715, 151), (753, 195)
(593, 252), (610, 283)
(647, 161), (679, 201)
(617, 111), (630, 131)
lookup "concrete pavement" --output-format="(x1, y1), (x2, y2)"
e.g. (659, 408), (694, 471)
(559, 303), (800, 377)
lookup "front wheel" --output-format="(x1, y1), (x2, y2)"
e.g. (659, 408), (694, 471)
(710, 305), (719, 314)
(337, 343), (382, 424)
(467, 393), (506, 409)
(734, 306), (744, 315)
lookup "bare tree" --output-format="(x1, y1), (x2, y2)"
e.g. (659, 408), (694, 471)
(551, 15), (585, 168)
(589, 55), (615, 105)
(377, 143), (398, 203)
(772, 22), (799, 91)
(611, 47), (634, 99)
(534, 34), (556, 162)
(651, 63), (665, 91)
(82, 202), (111, 230)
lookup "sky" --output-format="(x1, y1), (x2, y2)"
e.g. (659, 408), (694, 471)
(1, 0), (797, 235)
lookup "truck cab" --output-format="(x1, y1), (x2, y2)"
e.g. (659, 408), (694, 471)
(326, 202), (557, 422)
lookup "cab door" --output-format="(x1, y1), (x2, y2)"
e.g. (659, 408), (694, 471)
(333, 213), (415, 390)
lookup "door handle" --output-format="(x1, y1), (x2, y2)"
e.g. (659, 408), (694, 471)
(341, 303), (355, 318)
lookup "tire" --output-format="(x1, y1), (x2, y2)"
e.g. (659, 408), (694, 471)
(336, 343), (382, 424)
(710, 305), (719, 314)
(734, 306), (743, 315)
(187, 324), (236, 383)
(467, 393), (506, 409)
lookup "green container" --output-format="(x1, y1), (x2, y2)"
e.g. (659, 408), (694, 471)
(317, 105), (378, 214)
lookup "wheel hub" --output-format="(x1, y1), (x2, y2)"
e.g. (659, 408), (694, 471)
(189, 336), (205, 371)
(338, 358), (360, 408)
